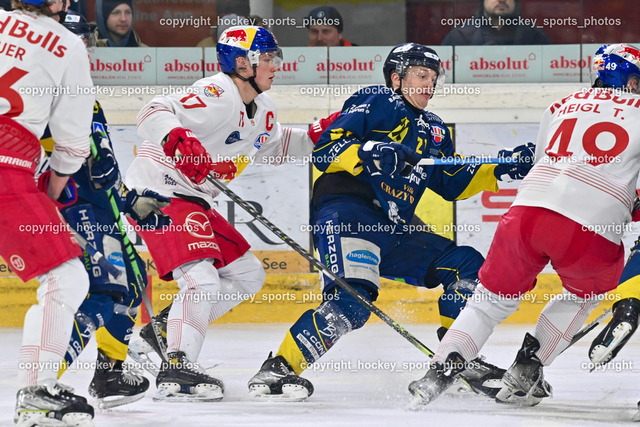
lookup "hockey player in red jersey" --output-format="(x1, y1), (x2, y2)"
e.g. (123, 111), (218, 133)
(125, 25), (317, 402)
(0, 0), (96, 424)
(410, 43), (640, 407)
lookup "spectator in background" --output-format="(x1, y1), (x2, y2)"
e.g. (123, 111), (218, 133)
(442, 0), (549, 45)
(305, 6), (357, 46)
(197, 0), (251, 47)
(94, 0), (146, 47)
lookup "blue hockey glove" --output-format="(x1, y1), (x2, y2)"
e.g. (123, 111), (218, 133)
(89, 132), (119, 190)
(494, 142), (536, 181)
(124, 189), (172, 230)
(358, 141), (421, 178)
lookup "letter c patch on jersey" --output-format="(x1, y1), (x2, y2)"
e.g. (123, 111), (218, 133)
(266, 111), (274, 131)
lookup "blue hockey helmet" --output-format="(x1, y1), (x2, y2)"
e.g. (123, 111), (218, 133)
(383, 43), (445, 92)
(591, 43), (640, 89)
(217, 26), (282, 74)
(21, 0), (47, 5)
(63, 10), (96, 47)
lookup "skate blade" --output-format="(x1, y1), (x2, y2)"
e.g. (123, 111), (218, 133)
(590, 323), (633, 368)
(16, 410), (94, 427)
(127, 340), (160, 377)
(153, 383), (223, 402)
(408, 387), (434, 406)
(495, 386), (543, 407)
(95, 392), (145, 410)
(248, 384), (310, 402)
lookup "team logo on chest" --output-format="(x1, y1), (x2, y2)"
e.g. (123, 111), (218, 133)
(254, 132), (269, 149)
(430, 125), (446, 145)
(203, 84), (224, 98)
(225, 131), (241, 145)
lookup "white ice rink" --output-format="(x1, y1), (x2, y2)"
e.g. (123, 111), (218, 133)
(1, 323), (638, 426)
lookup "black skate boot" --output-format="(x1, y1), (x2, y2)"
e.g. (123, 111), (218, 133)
(496, 332), (552, 407)
(633, 400), (640, 422)
(590, 298), (640, 367)
(458, 356), (507, 398)
(408, 352), (467, 405)
(88, 349), (149, 409)
(154, 351), (224, 402)
(15, 383), (94, 426)
(128, 304), (170, 376)
(140, 304), (170, 358)
(248, 352), (314, 401)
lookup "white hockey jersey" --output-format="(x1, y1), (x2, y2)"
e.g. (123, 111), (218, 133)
(126, 72), (313, 206)
(514, 88), (640, 243)
(0, 10), (93, 174)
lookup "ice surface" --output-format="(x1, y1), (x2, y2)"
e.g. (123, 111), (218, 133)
(1, 323), (638, 426)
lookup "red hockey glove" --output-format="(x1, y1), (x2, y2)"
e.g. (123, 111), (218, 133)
(308, 111), (341, 145)
(210, 161), (237, 181)
(163, 127), (214, 184)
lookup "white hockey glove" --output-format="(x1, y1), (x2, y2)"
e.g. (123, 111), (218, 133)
(124, 189), (172, 229)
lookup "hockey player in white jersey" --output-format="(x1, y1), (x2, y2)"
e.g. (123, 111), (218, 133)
(0, 0), (96, 425)
(409, 43), (640, 407)
(125, 25), (315, 401)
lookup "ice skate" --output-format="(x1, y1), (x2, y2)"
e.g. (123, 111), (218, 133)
(248, 352), (314, 402)
(127, 305), (170, 376)
(408, 352), (467, 405)
(496, 333), (552, 407)
(633, 400), (640, 422)
(88, 349), (149, 409)
(590, 298), (640, 367)
(457, 356), (506, 399)
(14, 383), (94, 427)
(154, 351), (224, 402)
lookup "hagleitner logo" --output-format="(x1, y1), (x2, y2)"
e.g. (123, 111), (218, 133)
(10, 255), (25, 271)
(185, 212), (214, 239)
(346, 250), (379, 265)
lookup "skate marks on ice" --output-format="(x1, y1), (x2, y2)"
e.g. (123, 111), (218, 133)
(1, 325), (639, 426)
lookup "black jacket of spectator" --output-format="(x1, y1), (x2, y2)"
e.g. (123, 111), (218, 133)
(442, 12), (550, 45)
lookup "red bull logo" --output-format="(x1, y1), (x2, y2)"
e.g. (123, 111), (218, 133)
(204, 83), (224, 98)
(593, 58), (604, 71)
(621, 45), (640, 64)
(220, 27), (257, 50)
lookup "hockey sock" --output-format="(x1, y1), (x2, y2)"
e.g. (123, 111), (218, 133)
(60, 293), (116, 377)
(434, 284), (520, 363)
(19, 259), (89, 387)
(277, 284), (376, 374)
(534, 289), (600, 365)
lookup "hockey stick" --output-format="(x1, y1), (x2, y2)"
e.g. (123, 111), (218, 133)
(559, 308), (612, 355)
(417, 157), (518, 166)
(90, 135), (168, 362)
(206, 175), (436, 358)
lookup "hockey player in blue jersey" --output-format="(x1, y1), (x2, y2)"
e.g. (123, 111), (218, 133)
(36, 11), (172, 409)
(246, 43), (536, 400)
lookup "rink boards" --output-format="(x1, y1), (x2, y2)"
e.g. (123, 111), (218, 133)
(0, 269), (613, 327)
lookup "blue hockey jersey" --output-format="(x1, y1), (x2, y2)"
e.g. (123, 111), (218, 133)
(313, 85), (500, 223)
